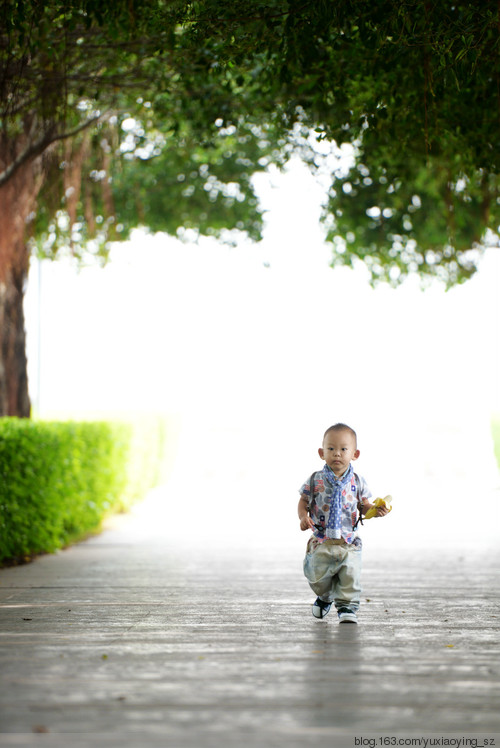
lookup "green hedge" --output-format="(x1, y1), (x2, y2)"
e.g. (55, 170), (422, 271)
(0, 417), (167, 565)
(116, 414), (168, 512)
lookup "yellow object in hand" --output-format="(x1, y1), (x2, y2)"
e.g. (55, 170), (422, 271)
(364, 495), (393, 519)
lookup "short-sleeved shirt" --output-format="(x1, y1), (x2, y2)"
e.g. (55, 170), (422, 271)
(299, 467), (372, 546)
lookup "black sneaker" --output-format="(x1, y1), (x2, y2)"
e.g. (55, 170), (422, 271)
(312, 597), (332, 619)
(337, 607), (358, 624)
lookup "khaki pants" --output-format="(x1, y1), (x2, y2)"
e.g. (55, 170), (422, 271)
(303, 537), (362, 612)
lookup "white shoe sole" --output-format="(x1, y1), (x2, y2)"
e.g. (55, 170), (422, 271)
(338, 613), (358, 624)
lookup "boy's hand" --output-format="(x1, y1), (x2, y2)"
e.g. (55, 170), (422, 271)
(363, 496), (392, 519)
(299, 515), (315, 531)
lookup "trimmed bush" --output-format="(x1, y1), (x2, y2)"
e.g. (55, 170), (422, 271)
(0, 418), (163, 565)
(116, 414), (168, 512)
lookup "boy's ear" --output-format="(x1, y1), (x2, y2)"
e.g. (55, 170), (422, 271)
(318, 447), (325, 460)
(352, 449), (360, 461)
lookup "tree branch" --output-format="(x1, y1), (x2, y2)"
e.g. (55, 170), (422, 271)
(0, 114), (103, 188)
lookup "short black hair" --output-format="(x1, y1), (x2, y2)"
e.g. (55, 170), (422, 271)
(323, 423), (357, 446)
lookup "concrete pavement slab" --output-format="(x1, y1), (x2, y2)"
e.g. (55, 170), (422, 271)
(1, 494), (499, 748)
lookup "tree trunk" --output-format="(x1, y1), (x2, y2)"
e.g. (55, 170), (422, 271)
(0, 262), (31, 418)
(0, 145), (43, 417)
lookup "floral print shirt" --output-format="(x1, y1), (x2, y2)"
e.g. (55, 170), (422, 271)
(299, 467), (372, 546)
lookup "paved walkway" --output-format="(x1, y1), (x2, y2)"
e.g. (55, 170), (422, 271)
(1, 491), (499, 748)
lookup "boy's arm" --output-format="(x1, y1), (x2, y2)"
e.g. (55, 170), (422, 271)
(360, 498), (373, 515)
(298, 494), (314, 531)
(357, 474), (389, 518)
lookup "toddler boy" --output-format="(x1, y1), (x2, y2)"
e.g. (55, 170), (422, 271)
(297, 423), (388, 623)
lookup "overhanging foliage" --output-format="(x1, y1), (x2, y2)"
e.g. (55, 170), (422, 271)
(2, 0), (500, 286)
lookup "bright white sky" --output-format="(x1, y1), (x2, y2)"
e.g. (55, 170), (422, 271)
(24, 158), (500, 549)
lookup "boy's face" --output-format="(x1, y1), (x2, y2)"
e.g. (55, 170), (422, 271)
(318, 429), (360, 477)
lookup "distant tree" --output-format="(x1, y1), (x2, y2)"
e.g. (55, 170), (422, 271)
(1, 1), (499, 415)
(0, 0), (286, 415)
(0, 0), (158, 415)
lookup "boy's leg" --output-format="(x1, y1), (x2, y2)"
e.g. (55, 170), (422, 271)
(334, 546), (362, 615)
(303, 541), (336, 602)
(304, 539), (352, 602)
